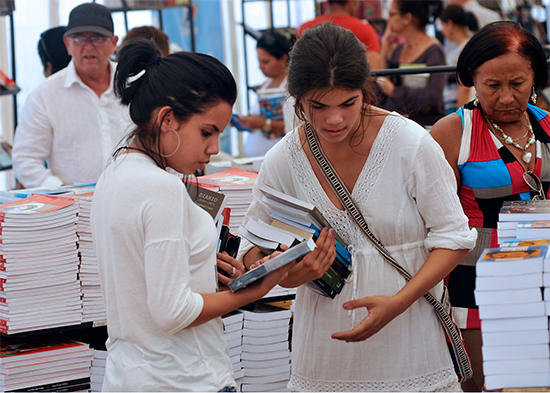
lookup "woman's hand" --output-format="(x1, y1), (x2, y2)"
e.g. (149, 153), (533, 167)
(331, 294), (406, 342)
(217, 252), (246, 289)
(236, 115), (266, 130)
(279, 228), (337, 288)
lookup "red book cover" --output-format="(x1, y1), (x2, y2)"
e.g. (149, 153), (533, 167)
(0, 336), (88, 363)
(0, 195), (76, 220)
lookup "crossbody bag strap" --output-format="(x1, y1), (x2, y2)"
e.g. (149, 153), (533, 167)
(304, 122), (472, 382)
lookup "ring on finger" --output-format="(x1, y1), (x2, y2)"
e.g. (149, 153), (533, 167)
(230, 266), (237, 277)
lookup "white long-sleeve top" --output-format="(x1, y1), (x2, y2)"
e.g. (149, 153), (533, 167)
(239, 113), (477, 391)
(91, 153), (235, 392)
(12, 59), (131, 188)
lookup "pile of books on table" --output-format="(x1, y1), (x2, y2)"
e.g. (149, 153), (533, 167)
(222, 311), (244, 386)
(90, 348), (107, 392)
(57, 192), (106, 323)
(475, 241), (550, 389)
(196, 168), (258, 235)
(0, 334), (93, 392)
(497, 200), (550, 244)
(239, 304), (291, 392)
(0, 195), (82, 334)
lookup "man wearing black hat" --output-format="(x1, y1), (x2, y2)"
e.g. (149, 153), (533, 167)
(12, 2), (131, 188)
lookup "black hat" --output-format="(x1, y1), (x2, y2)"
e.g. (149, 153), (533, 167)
(64, 3), (114, 37)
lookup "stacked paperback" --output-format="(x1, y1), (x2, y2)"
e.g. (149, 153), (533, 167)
(238, 183), (351, 298)
(57, 192), (106, 323)
(240, 304), (291, 392)
(90, 348), (107, 392)
(0, 195), (82, 334)
(497, 200), (550, 244)
(196, 168), (258, 234)
(475, 242), (550, 389)
(0, 334), (93, 392)
(222, 311), (244, 386)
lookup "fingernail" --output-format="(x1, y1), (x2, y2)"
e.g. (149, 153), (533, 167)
(343, 302), (350, 309)
(323, 227), (328, 232)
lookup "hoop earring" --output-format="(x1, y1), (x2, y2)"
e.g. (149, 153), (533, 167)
(473, 91), (479, 107)
(160, 127), (181, 158)
(531, 87), (538, 104)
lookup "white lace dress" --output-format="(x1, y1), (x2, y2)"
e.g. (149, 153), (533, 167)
(239, 113), (477, 391)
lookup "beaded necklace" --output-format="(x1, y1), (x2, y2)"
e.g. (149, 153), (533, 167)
(484, 112), (536, 163)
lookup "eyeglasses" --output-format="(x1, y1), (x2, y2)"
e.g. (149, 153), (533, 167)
(523, 171), (546, 200)
(69, 35), (110, 46)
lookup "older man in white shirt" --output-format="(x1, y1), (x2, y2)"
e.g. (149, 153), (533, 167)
(12, 2), (131, 188)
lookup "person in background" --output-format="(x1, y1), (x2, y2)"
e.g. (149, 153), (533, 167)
(450, 0), (501, 29)
(440, 4), (479, 113)
(37, 26), (72, 77)
(295, 0), (382, 69)
(12, 2), (131, 189)
(92, 39), (330, 392)
(239, 23), (476, 391)
(378, 0), (447, 128)
(234, 31), (294, 157)
(118, 25), (170, 58)
(430, 21), (550, 392)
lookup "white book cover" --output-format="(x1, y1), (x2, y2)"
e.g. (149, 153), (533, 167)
(483, 358), (550, 376)
(478, 301), (545, 319)
(475, 287), (542, 306)
(482, 343), (550, 361)
(242, 332), (288, 346)
(476, 272), (542, 291)
(485, 372), (550, 390)
(481, 329), (549, 347)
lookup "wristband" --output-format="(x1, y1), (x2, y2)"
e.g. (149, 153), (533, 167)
(262, 118), (272, 133)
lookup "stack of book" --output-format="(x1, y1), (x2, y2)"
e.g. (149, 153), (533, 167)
(497, 200), (550, 244)
(222, 310), (244, 386)
(240, 304), (291, 392)
(58, 192), (106, 323)
(475, 244), (550, 389)
(90, 348), (107, 392)
(196, 168), (258, 234)
(0, 195), (82, 334)
(0, 334), (93, 392)
(238, 183), (351, 299)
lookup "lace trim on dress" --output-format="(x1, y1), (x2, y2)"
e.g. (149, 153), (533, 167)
(288, 365), (460, 392)
(284, 114), (403, 250)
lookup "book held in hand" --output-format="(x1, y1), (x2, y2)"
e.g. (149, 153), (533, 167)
(228, 238), (316, 292)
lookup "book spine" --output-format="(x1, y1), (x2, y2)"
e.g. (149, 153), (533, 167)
(307, 279), (336, 298)
(11, 378), (91, 392)
(321, 266), (344, 294)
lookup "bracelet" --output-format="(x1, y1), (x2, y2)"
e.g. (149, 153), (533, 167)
(262, 118), (272, 133)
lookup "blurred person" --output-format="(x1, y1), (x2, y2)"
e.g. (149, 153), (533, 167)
(440, 4), (479, 113)
(37, 26), (72, 77)
(450, 0), (501, 29)
(378, 0), (447, 127)
(233, 31), (294, 157)
(119, 25), (170, 58)
(431, 21), (550, 391)
(295, 0), (382, 69)
(12, 2), (131, 189)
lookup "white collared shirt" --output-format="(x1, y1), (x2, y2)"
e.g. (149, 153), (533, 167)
(12, 59), (132, 188)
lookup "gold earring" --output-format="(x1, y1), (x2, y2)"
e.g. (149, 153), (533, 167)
(531, 88), (538, 104)
(473, 91), (479, 107)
